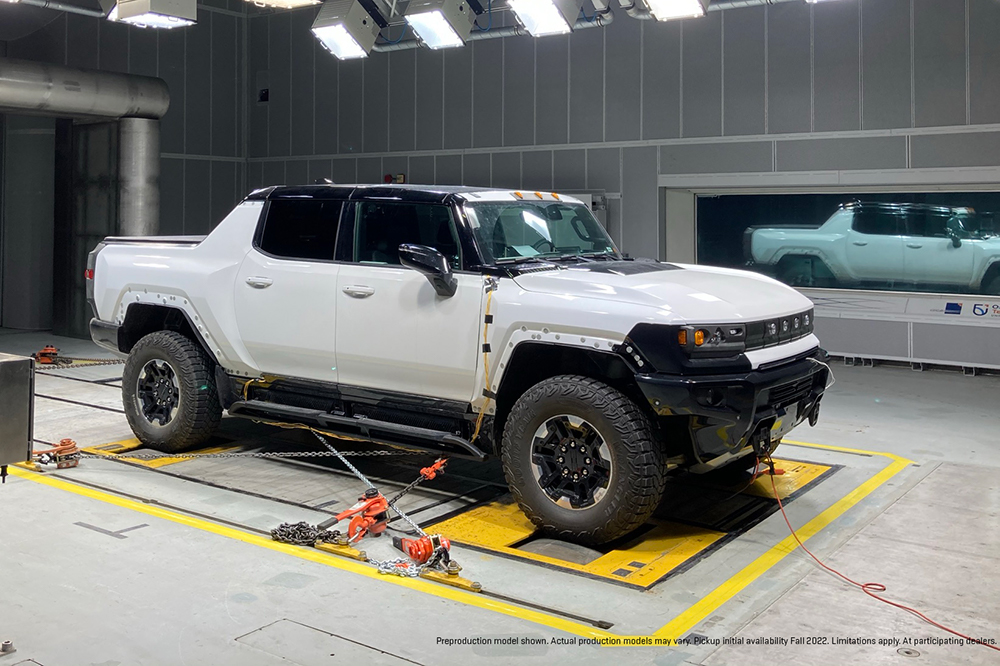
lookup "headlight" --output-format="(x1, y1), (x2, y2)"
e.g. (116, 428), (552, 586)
(677, 324), (748, 357)
(747, 308), (814, 349)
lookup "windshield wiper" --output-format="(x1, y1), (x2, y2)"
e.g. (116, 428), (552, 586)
(578, 251), (617, 260)
(495, 256), (559, 266)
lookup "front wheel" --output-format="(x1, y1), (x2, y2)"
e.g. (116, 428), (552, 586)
(122, 331), (222, 453)
(501, 375), (667, 545)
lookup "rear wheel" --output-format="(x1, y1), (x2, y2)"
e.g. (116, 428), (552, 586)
(122, 331), (222, 453)
(501, 375), (666, 545)
(776, 256), (838, 288)
(983, 273), (1000, 295)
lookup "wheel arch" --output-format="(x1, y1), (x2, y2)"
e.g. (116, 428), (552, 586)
(119, 303), (219, 366)
(979, 260), (1000, 293)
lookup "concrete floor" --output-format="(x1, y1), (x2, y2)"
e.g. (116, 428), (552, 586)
(1, 328), (998, 666)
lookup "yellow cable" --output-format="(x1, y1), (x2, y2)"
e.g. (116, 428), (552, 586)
(470, 283), (494, 443)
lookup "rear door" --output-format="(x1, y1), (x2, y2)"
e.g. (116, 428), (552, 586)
(233, 198), (343, 382)
(844, 208), (905, 284)
(334, 200), (484, 402)
(901, 209), (976, 288)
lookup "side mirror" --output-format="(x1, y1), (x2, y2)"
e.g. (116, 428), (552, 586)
(399, 244), (458, 298)
(947, 229), (962, 248)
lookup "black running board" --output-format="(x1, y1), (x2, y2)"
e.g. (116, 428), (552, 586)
(228, 400), (488, 461)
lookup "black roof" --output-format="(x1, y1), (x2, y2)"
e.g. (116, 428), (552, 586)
(245, 184), (491, 204)
(841, 201), (975, 214)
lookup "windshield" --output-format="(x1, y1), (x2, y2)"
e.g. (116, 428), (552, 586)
(465, 201), (619, 264)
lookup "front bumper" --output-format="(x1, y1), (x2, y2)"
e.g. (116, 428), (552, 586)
(90, 318), (122, 355)
(636, 351), (829, 466)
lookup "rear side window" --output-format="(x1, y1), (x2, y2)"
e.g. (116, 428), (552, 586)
(852, 209), (901, 235)
(351, 202), (461, 269)
(258, 199), (343, 260)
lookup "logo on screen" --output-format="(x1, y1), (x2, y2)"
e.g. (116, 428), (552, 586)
(973, 304), (989, 317)
(944, 302), (963, 315)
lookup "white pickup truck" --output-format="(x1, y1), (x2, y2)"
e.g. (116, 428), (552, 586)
(88, 185), (829, 544)
(746, 201), (1000, 294)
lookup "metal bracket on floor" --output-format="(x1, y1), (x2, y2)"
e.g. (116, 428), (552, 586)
(314, 538), (368, 562)
(419, 561), (483, 593)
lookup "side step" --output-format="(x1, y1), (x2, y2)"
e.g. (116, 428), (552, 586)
(228, 400), (488, 461)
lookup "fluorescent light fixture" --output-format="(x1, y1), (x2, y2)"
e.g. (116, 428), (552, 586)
(106, 0), (197, 28)
(312, 0), (384, 60)
(642, 0), (710, 21)
(508, 0), (584, 36)
(405, 0), (477, 50)
(250, 0), (319, 9)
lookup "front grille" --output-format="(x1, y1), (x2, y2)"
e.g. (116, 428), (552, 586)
(768, 377), (813, 408)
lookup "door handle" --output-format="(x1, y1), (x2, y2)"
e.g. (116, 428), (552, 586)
(245, 276), (273, 288)
(342, 285), (375, 298)
(906, 243), (923, 249)
(851, 241), (868, 246)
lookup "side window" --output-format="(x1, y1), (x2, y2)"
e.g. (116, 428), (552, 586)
(914, 211), (949, 238)
(353, 202), (462, 269)
(258, 199), (342, 260)
(852, 210), (901, 236)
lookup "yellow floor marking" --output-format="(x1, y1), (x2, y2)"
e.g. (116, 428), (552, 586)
(430, 500), (724, 588)
(82, 438), (241, 468)
(711, 457), (831, 500)
(10, 439), (912, 644)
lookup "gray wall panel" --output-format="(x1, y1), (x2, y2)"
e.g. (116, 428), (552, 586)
(308, 158), (333, 183)
(605, 15), (641, 143)
(443, 49), (473, 150)
(98, 20), (129, 73)
(160, 158), (185, 236)
(569, 27), (605, 143)
(553, 150), (586, 190)
(491, 152), (521, 189)
(331, 157), (357, 183)
(776, 136), (907, 171)
(338, 62), (364, 153)
(10, 14), (65, 63)
(435, 154), (462, 185)
(382, 155), (408, 182)
(358, 156), (381, 183)
(409, 155), (434, 185)
(211, 15), (239, 158)
(158, 29), (186, 155)
(503, 38), (535, 146)
(267, 14), (291, 157)
(911, 131), (1000, 167)
(862, 0), (912, 129)
(913, 0), (966, 128)
(535, 35), (569, 146)
(463, 152), (491, 187)
(621, 146), (659, 259)
(682, 13), (722, 138)
(388, 50), (417, 152)
(247, 161), (264, 191)
(641, 20), (680, 140)
(814, 0), (861, 132)
(315, 43), (339, 155)
(185, 17), (213, 155)
(660, 141), (772, 174)
(522, 151), (553, 191)
(248, 16), (269, 158)
(262, 160), (285, 187)
(363, 56), (389, 154)
(587, 147), (620, 191)
(66, 15), (99, 70)
(970, 0), (1000, 124)
(723, 7), (765, 136)
(286, 159), (307, 186)
(472, 39), (504, 148)
(290, 9), (316, 156)
(912, 322), (1000, 365)
(815, 317), (910, 358)
(415, 50), (444, 151)
(184, 160), (211, 234)
(766, 3), (811, 134)
(210, 160), (237, 225)
(129, 25), (158, 78)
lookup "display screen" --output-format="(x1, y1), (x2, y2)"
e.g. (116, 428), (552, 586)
(697, 192), (1000, 296)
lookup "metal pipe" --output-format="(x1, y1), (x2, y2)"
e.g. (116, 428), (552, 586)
(18, 0), (106, 18)
(372, 10), (613, 52)
(118, 118), (160, 236)
(0, 57), (170, 119)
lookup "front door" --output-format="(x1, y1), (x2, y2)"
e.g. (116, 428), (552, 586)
(901, 209), (977, 288)
(233, 198), (343, 382)
(335, 200), (484, 402)
(844, 208), (905, 284)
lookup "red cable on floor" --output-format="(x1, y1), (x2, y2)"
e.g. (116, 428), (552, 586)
(766, 455), (1000, 653)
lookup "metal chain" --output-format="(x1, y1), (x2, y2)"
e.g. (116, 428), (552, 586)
(35, 358), (125, 370)
(270, 521), (342, 546)
(73, 448), (429, 461)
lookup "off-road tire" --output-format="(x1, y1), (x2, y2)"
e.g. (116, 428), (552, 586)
(501, 375), (667, 545)
(122, 331), (222, 453)
(983, 274), (1000, 295)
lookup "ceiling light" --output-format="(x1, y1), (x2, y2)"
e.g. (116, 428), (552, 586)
(250, 0), (319, 9)
(312, 0), (385, 60)
(104, 0), (196, 28)
(642, 0), (709, 21)
(508, 0), (584, 36)
(405, 0), (477, 50)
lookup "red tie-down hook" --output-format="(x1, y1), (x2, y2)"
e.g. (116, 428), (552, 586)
(326, 488), (390, 542)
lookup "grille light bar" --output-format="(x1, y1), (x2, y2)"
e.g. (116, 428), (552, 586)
(405, 0), (477, 50)
(643, 0), (710, 21)
(106, 0), (196, 28)
(312, 0), (385, 60)
(508, 0), (584, 36)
